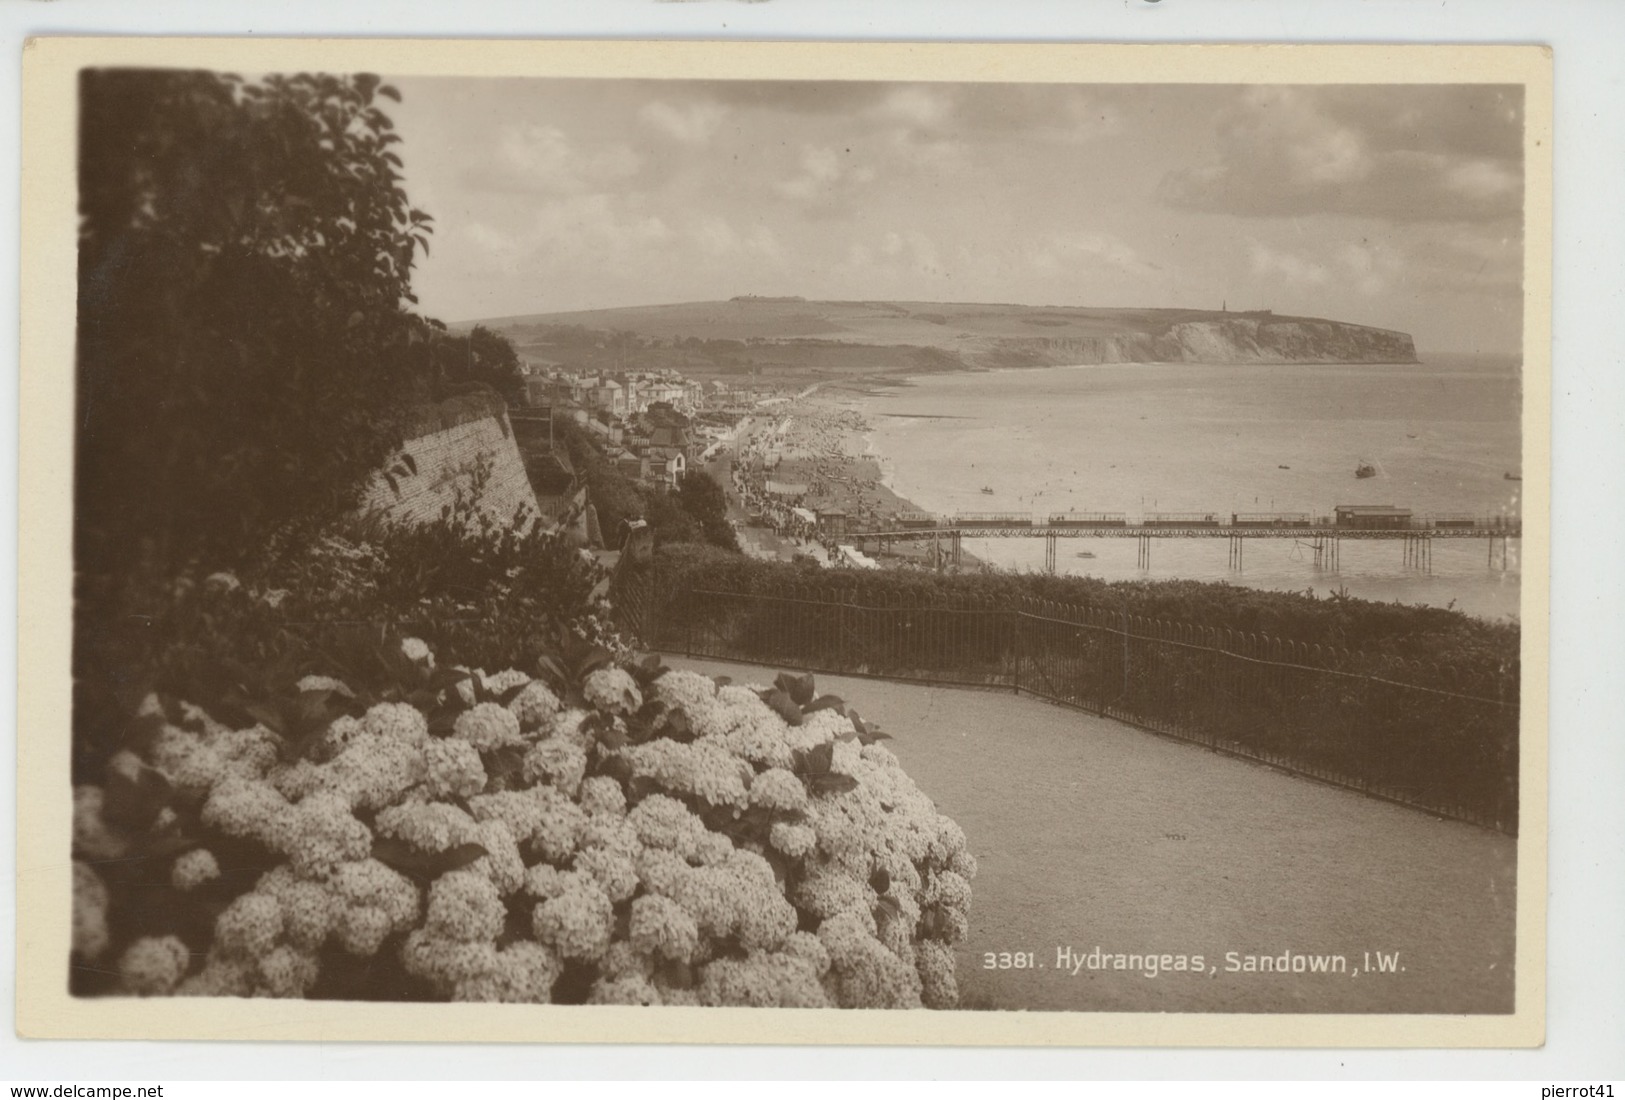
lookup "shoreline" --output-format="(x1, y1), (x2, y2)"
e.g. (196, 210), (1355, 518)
(707, 384), (989, 571)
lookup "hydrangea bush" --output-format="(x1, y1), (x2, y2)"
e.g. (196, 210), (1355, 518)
(71, 639), (975, 1008)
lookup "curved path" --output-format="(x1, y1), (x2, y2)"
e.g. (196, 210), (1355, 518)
(670, 657), (1517, 1014)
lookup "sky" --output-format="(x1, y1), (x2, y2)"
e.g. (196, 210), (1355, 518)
(389, 79), (1525, 356)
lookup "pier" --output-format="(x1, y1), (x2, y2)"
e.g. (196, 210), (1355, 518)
(844, 517), (1521, 574)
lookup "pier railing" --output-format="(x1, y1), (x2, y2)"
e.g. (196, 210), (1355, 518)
(649, 584), (1520, 835)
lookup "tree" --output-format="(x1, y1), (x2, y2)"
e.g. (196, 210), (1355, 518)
(677, 470), (740, 553)
(76, 68), (435, 583)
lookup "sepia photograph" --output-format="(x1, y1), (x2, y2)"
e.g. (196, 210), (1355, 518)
(17, 37), (1550, 1047)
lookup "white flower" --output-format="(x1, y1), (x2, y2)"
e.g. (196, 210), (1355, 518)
(575, 845), (639, 903)
(453, 702), (523, 752)
(626, 794), (711, 859)
(469, 819), (526, 896)
(521, 738), (587, 796)
(322, 733), (427, 811)
(72, 861), (110, 960)
(947, 849), (978, 881)
(426, 870), (506, 943)
(817, 910), (923, 1009)
(337, 907), (394, 956)
(309, 715), (364, 765)
(374, 799), (479, 854)
(698, 953), (828, 1009)
(578, 776), (627, 818)
(296, 674), (353, 697)
(203, 571), (242, 594)
(782, 931), (831, 977)
(171, 848), (221, 891)
(629, 893), (700, 963)
(255, 945), (320, 998)
(215, 892), (284, 959)
(360, 701), (429, 746)
(587, 974), (663, 1006)
(627, 739), (751, 808)
(425, 738), (487, 800)
(119, 936), (192, 996)
(468, 787), (585, 863)
(793, 863), (871, 921)
(532, 878), (614, 961)
(201, 777), (291, 844)
(331, 859), (420, 928)
(72, 786), (130, 861)
(175, 948), (256, 998)
(482, 668), (532, 695)
(749, 768), (809, 814)
(769, 821), (817, 859)
(508, 680), (562, 732)
(915, 939), (959, 1009)
(925, 869), (972, 913)
(401, 929), (500, 993)
(279, 791), (372, 877)
(255, 869), (338, 947)
(582, 668), (641, 715)
(451, 942), (562, 1003)
(400, 637), (434, 668)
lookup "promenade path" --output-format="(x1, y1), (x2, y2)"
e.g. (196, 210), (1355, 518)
(669, 656), (1518, 1014)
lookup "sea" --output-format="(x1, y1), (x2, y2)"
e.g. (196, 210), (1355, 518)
(860, 354), (1525, 623)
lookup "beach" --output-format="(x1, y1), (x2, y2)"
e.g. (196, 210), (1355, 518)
(706, 386), (975, 569)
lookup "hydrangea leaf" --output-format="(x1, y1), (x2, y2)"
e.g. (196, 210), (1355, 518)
(807, 772), (859, 797)
(371, 837), (489, 879)
(760, 688), (804, 727)
(803, 695), (846, 716)
(873, 895), (903, 926)
(775, 672), (817, 707)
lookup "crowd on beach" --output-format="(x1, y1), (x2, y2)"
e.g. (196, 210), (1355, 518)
(722, 400), (896, 559)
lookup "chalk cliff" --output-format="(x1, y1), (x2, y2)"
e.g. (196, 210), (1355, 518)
(963, 317), (1418, 369)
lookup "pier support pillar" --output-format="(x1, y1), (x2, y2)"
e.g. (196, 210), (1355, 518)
(953, 531), (962, 567)
(1044, 532), (1057, 574)
(1228, 534), (1244, 571)
(1137, 533), (1151, 570)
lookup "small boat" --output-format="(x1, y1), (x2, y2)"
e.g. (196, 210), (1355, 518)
(1355, 462), (1377, 479)
(1504, 472), (1522, 481)
(1075, 551), (1097, 559)
(981, 486), (995, 495)
(1277, 464), (1291, 470)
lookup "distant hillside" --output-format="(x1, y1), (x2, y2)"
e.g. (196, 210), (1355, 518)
(464, 299), (1417, 384)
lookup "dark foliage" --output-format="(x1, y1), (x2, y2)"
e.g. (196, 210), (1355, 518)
(676, 471), (741, 553)
(556, 420), (741, 553)
(653, 544), (1517, 676)
(424, 325), (526, 407)
(77, 68), (433, 582)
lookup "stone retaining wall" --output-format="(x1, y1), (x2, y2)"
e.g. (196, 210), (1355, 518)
(356, 399), (540, 529)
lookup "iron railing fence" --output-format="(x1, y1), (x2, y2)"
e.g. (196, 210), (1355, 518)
(649, 584), (1519, 835)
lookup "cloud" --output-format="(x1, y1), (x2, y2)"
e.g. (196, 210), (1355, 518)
(689, 214), (783, 263)
(833, 229), (945, 288)
(639, 100), (727, 146)
(1160, 86), (1523, 222)
(1032, 231), (1159, 278)
(459, 195), (672, 277)
(1248, 241), (1332, 286)
(1245, 222), (1518, 301)
(774, 145), (877, 214)
(465, 123), (641, 195)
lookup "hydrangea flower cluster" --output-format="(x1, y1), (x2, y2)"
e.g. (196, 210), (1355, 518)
(71, 650), (973, 1009)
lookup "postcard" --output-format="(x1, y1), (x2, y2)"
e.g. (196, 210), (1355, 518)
(17, 36), (1550, 1046)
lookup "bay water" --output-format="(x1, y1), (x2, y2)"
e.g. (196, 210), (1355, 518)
(860, 355), (1524, 622)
